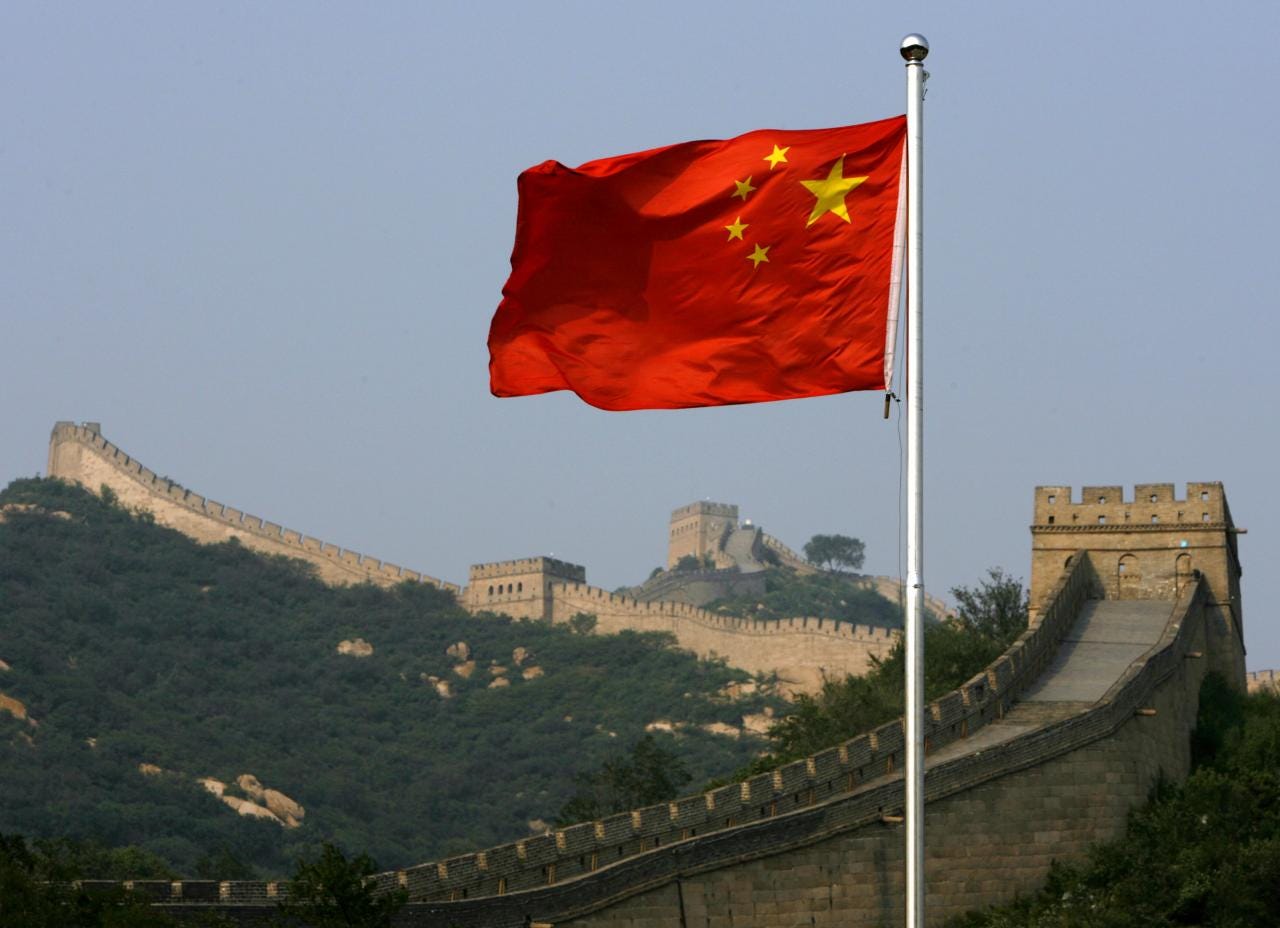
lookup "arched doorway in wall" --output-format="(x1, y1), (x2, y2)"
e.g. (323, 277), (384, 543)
(1118, 554), (1140, 598)
(1175, 552), (1193, 598)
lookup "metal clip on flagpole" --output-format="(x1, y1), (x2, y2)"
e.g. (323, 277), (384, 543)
(900, 31), (928, 928)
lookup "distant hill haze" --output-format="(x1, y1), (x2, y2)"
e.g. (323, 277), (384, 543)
(46, 422), (905, 694)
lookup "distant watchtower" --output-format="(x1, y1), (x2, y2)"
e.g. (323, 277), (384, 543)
(463, 557), (586, 621)
(1030, 483), (1246, 685)
(667, 501), (738, 569)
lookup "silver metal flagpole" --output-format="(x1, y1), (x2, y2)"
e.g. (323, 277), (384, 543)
(900, 32), (929, 928)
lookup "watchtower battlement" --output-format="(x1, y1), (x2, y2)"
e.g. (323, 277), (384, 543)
(1030, 482), (1245, 685)
(462, 556), (586, 621)
(668, 501), (739, 569)
(1032, 482), (1233, 529)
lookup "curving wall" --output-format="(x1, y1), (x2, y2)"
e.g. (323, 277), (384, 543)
(46, 422), (459, 593)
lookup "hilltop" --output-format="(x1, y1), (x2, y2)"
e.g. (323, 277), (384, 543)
(0, 478), (785, 876)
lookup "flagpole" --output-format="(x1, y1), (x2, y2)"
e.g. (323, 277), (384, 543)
(901, 32), (929, 928)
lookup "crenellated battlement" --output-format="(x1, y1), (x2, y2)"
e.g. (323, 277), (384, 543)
(670, 501), (739, 522)
(1033, 482), (1232, 529)
(468, 558), (585, 582)
(46, 422), (459, 593)
(1247, 669), (1278, 694)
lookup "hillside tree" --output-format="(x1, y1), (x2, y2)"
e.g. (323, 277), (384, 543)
(803, 534), (866, 572)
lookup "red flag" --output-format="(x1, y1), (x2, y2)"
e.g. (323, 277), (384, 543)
(489, 116), (906, 411)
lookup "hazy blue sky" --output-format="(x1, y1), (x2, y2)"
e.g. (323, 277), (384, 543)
(3, 3), (1277, 671)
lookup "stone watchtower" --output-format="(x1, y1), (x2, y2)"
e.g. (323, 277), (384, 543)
(667, 501), (738, 569)
(1030, 483), (1246, 685)
(462, 557), (586, 621)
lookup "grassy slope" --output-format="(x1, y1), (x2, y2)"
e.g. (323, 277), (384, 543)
(0, 478), (783, 876)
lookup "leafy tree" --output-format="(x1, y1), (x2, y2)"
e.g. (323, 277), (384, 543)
(567, 612), (598, 635)
(275, 843), (406, 928)
(557, 735), (691, 825)
(0, 833), (179, 927)
(950, 568), (1028, 644)
(802, 534), (866, 572)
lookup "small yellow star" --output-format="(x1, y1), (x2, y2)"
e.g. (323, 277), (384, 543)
(732, 176), (756, 200)
(725, 216), (748, 241)
(764, 145), (790, 169)
(800, 155), (868, 227)
(747, 243), (770, 268)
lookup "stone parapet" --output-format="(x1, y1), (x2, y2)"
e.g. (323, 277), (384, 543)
(46, 422), (459, 593)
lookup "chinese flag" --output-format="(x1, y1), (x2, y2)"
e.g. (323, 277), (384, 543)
(489, 116), (906, 411)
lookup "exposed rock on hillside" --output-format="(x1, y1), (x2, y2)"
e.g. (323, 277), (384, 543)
(138, 763), (164, 776)
(701, 722), (741, 739)
(336, 638), (374, 657)
(0, 693), (29, 721)
(512, 647), (529, 666)
(421, 674), (453, 698)
(522, 666), (544, 680)
(453, 660), (476, 678)
(446, 641), (470, 661)
(199, 775), (305, 828)
(489, 677), (511, 689)
(741, 709), (775, 735)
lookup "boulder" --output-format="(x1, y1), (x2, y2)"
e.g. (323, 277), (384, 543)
(453, 661), (476, 679)
(0, 693), (28, 721)
(521, 666), (544, 681)
(220, 794), (282, 825)
(741, 712), (774, 736)
(511, 647), (529, 666)
(336, 638), (374, 657)
(199, 777), (226, 797)
(644, 720), (679, 733)
(263, 788), (305, 826)
(700, 722), (740, 739)
(445, 641), (471, 661)
(488, 677), (510, 689)
(236, 773), (265, 800)
(137, 763), (163, 776)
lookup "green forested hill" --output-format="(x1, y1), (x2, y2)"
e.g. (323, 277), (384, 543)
(0, 478), (781, 877)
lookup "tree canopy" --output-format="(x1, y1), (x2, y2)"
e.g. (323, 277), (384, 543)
(0, 478), (782, 876)
(802, 534), (866, 572)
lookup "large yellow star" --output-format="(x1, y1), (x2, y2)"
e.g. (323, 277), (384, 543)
(800, 155), (867, 227)
(725, 216), (748, 241)
(764, 144), (790, 169)
(732, 176), (756, 201)
(747, 243), (770, 268)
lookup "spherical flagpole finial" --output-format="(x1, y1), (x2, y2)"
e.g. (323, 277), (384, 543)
(900, 34), (929, 62)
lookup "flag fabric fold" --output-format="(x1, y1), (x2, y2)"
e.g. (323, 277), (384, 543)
(489, 115), (907, 411)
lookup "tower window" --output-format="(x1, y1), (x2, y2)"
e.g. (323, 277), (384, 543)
(1098, 515), (1107, 524)
(1047, 494), (1056, 504)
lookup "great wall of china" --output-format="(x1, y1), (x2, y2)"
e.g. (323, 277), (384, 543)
(95, 480), (1249, 926)
(45, 422), (906, 693)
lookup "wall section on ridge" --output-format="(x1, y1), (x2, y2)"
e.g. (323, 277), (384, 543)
(548, 580), (899, 694)
(46, 422), (458, 593)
